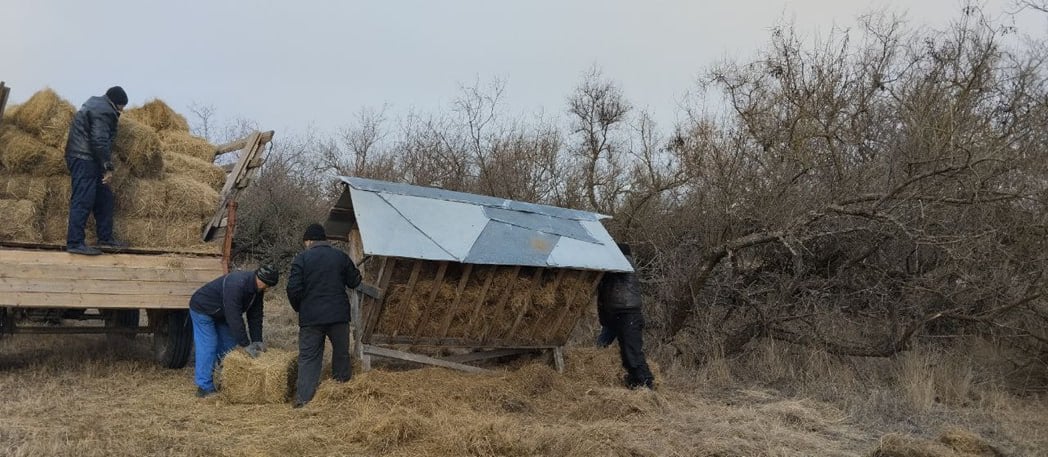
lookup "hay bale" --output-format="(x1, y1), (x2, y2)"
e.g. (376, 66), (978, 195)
(114, 178), (168, 218)
(0, 174), (52, 205)
(123, 99), (190, 132)
(163, 175), (220, 217)
(0, 126), (66, 176)
(8, 88), (75, 149)
(113, 117), (163, 178)
(0, 199), (40, 242)
(116, 216), (204, 248)
(114, 174), (218, 220)
(218, 349), (298, 404)
(163, 152), (226, 189)
(159, 130), (216, 162)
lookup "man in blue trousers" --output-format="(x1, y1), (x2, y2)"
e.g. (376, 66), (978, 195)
(189, 265), (280, 398)
(64, 86), (128, 256)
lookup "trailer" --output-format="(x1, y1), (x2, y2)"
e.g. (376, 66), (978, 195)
(0, 125), (274, 368)
(323, 177), (634, 372)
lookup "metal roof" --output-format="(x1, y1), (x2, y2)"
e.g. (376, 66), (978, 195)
(324, 177), (633, 272)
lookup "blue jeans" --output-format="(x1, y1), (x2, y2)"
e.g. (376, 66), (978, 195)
(190, 309), (238, 392)
(65, 156), (114, 247)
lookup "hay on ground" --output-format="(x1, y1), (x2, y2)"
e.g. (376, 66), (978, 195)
(123, 99), (190, 132)
(159, 130), (217, 162)
(0, 126), (66, 176)
(0, 199), (40, 242)
(937, 429), (1003, 457)
(218, 349), (298, 404)
(8, 88), (76, 150)
(163, 152), (226, 189)
(113, 117), (163, 178)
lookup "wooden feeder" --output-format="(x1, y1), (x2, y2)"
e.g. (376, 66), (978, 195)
(323, 177), (633, 372)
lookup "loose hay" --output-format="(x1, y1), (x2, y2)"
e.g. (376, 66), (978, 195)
(218, 349), (298, 404)
(0, 127), (66, 176)
(0, 199), (40, 241)
(159, 130), (217, 162)
(870, 430), (1004, 457)
(113, 117), (163, 178)
(123, 99), (190, 132)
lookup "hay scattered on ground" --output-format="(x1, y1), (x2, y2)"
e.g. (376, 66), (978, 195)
(113, 117), (163, 178)
(869, 430), (1004, 457)
(219, 349), (298, 405)
(159, 130), (217, 161)
(0, 199), (39, 241)
(0, 126), (65, 176)
(123, 99), (190, 132)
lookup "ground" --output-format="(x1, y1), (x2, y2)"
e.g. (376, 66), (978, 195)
(0, 299), (1045, 456)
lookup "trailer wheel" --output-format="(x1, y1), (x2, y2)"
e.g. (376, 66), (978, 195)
(153, 310), (193, 369)
(104, 309), (141, 343)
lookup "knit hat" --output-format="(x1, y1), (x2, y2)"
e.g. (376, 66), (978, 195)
(255, 265), (279, 287)
(302, 223), (326, 241)
(105, 86), (128, 106)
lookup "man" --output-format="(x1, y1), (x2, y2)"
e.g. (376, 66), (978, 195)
(189, 265), (280, 398)
(597, 243), (655, 390)
(286, 223), (362, 408)
(64, 86), (129, 256)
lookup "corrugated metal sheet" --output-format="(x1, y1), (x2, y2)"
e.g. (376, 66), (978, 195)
(326, 176), (633, 272)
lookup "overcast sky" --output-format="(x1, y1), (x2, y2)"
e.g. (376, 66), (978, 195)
(3, 1), (1045, 137)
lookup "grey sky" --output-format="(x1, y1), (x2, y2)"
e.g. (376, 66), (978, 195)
(3, 1), (1045, 137)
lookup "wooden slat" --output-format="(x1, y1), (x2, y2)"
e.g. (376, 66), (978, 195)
(388, 260), (422, 337)
(6, 292), (189, 309)
(554, 271), (605, 343)
(466, 266), (498, 338)
(363, 257), (397, 341)
(438, 263), (473, 338)
(348, 229), (364, 265)
(0, 82), (9, 125)
(480, 265), (521, 344)
(412, 261), (448, 343)
(0, 265), (219, 282)
(439, 348), (540, 364)
(204, 130), (275, 241)
(506, 268), (545, 340)
(521, 269), (566, 340)
(545, 270), (592, 341)
(553, 347), (565, 373)
(0, 278), (199, 295)
(362, 345), (490, 374)
(369, 334), (555, 349)
(0, 249), (222, 270)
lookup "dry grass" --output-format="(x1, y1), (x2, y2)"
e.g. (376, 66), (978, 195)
(218, 349), (298, 404)
(163, 151), (226, 189)
(0, 297), (1044, 457)
(123, 99), (190, 132)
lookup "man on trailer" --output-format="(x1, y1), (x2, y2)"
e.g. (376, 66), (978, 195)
(189, 265), (280, 398)
(64, 86), (129, 256)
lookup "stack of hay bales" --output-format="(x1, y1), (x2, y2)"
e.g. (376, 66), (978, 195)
(0, 89), (227, 250)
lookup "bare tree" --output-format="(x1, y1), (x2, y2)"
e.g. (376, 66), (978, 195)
(568, 67), (631, 214)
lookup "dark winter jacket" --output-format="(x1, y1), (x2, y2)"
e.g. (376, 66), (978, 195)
(189, 270), (265, 347)
(286, 241), (363, 327)
(597, 256), (641, 323)
(65, 95), (119, 171)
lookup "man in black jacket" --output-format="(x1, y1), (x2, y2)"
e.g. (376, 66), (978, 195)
(189, 265), (279, 398)
(64, 86), (128, 256)
(597, 243), (655, 390)
(287, 223), (362, 407)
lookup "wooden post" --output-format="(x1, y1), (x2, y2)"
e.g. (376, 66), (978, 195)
(363, 257), (396, 342)
(350, 289), (366, 370)
(480, 265), (521, 344)
(0, 82), (10, 127)
(466, 266), (497, 338)
(552, 347), (565, 373)
(221, 201), (237, 274)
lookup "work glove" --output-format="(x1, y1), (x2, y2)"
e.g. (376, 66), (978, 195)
(596, 326), (616, 348)
(244, 343), (261, 359)
(250, 341), (267, 353)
